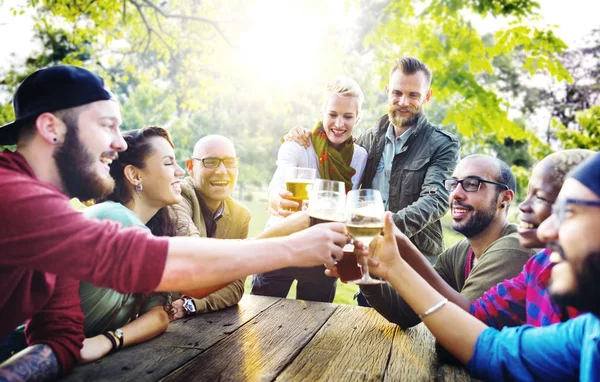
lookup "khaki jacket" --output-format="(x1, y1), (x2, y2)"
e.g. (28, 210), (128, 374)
(170, 177), (251, 313)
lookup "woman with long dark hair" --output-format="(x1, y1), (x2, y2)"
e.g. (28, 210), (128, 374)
(78, 126), (185, 362)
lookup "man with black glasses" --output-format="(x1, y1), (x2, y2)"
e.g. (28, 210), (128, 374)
(359, 154), (534, 328)
(171, 135), (250, 316)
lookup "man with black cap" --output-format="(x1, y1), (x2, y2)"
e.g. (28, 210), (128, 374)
(0, 65), (347, 379)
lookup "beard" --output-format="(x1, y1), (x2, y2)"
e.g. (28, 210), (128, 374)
(550, 248), (600, 317)
(388, 104), (423, 128)
(53, 120), (115, 201)
(452, 200), (497, 238)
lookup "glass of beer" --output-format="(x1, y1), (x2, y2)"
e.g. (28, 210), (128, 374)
(284, 167), (317, 212)
(337, 244), (363, 282)
(345, 189), (385, 285)
(307, 179), (345, 225)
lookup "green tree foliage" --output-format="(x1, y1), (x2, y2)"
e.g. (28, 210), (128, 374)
(1, 0), (594, 195)
(367, 0), (571, 145)
(554, 106), (600, 151)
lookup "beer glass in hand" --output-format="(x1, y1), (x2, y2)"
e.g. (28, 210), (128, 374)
(307, 179), (345, 225)
(345, 189), (385, 284)
(285, 167), (317, 212)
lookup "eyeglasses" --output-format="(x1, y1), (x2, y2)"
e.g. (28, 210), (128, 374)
(191, 157), (240, 169)
(443, 177), (509, 193)
(551, 198), (600, 226)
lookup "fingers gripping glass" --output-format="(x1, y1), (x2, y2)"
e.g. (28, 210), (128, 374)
(443, 177), (509, 192)
(345, 189), (385, 285)
(192, 157), (240, 169)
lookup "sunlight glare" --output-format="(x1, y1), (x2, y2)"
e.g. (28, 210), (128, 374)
(234, 0), (339, 87)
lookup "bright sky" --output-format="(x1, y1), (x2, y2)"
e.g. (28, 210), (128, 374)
(0, 0), (598, 73)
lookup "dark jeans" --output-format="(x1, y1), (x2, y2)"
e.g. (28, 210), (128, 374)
(251, 266), (337, 302)
(0, 325), (27, 363)
(354, 291), (371, 307)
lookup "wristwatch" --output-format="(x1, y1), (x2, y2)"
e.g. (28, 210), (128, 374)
(182, 296), (197, 316)
(113, 328), (124, 349)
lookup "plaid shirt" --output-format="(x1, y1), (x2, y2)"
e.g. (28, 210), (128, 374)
(470, 249), (580, 329)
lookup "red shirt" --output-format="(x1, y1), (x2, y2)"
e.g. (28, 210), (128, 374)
(470, 249), (580, 328)
(0, 150), (169, 374)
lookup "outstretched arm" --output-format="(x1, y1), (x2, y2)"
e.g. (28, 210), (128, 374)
(157, 221), (346, 292)
(0, 344), (60, 382)
(366, 213), (486, 364)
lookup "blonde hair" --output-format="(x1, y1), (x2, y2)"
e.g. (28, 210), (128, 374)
(321, 76), (365, 116)
(539, 149), (595, 187)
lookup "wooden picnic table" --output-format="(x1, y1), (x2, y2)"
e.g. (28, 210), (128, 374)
(63, 294), (475, 381)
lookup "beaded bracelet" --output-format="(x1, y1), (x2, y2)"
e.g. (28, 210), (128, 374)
(418, 298), (448, 320)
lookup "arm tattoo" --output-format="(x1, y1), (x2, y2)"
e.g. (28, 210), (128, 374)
(0, 344), (60, 382)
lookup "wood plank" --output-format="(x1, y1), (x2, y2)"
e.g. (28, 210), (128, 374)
(164, 294), (281, 350)
(62, 345), (201, 382)
(385, 323), (436, 382)
(276, 305), (397, 382)
(62, 295), (280, 381)
(160, 298), (338, 382)
(385, 323), (477, 382)
(437, 364), (477, 382)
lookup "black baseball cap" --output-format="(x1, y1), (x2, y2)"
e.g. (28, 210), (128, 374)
(0, 65), (115, 145)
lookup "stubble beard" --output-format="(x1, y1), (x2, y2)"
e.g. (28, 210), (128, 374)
(452, 200), (497, 238)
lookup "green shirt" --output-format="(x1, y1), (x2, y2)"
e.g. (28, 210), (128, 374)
(80, 201), (166, 336)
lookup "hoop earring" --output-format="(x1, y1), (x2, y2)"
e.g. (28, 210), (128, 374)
(134, 183), (143, 198)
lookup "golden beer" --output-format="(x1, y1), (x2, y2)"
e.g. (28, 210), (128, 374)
(285, 180), (313, 212)
(346, 219), (384, 245)
(346, 225), (384, 240)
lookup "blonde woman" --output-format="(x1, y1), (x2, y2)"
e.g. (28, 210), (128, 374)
(252, 76), (368, 302)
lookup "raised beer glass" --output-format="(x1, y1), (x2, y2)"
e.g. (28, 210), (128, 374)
(284, 167), (316, 212)
(345, 189), (385, 285)
(306, 179), (345, 225)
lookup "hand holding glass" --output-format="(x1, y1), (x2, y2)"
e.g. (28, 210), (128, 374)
(344, 189), (385, 284)
(284, 167), (316, 212)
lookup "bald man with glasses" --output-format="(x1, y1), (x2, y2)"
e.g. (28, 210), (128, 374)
(358, 154), (534, 329)
(170, 135), (250, 316)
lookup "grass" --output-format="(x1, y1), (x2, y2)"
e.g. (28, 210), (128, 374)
(239, 190), (464, 306)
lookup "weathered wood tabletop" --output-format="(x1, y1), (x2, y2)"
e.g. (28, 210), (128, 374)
(63, 294), (475, 381)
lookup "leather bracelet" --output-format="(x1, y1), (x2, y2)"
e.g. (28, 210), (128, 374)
(102, 332), (117, 352)
(418, 298), (448, 320)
